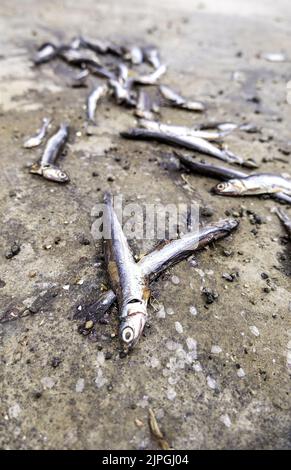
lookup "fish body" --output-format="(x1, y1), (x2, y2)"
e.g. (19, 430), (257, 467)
(214, 174), (291, 196)
(123, 46), (144, 64)
(159, 85), (205, 111)
(139, 119), (230, 141)
(30, 162), (69, 183)
(131, 64), (167, 85)
(117, 63), (129, 85)
(103, 193), (149, 349)
(134, 92), (154, 120)
(274, 208), (291, 237)
(24, 118), (51, 148)
(41, 123), (69, 166)
(143, 46), (161, 69)
(58, 48), (101, 67)
(89, 217), (239, 322)
(109, 79), (136, 106)
(70, 69), (89, 88)
(87, 84), (108, 122)
(121, 128), (249, 166)
(34, 43), (57, 64)
(175, 153), (247, 179)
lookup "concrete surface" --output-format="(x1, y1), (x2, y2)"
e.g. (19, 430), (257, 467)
(1, 0), (291, 450)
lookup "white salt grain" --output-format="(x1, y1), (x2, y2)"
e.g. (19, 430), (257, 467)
(189, 305), (197, 316)
(175, 321), (183, 334)
(250, 325), (260, 337)
(171, 275), (180, 285)
(75, 378), (85, 393)
(207, 375), (217, 390)
(166, 387), (177, 401)
(211, 345), (222, 354)
(220, 414), (232, 428)
(41, 377), (55, 389)
(237, 367), (246, 378)
(8, 404), (21, 419)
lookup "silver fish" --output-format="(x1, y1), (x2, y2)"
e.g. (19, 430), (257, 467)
(134, 91), (154, 120)
(70, 69), (89, 88)
(121, 128), (256, 167)
(58, 48), (101, 67)
(87, 84), (108, 123)
(198, 121), (238, 132)
(159, 84), (205, 112)
(109, 79), (136, 106)
(34, 42), (57, 65)
(80, 37), (122, 56)
(117, 63), (129, 85)
(131, 64), (167, 85)
(143, 46), (161, 69)
(103, 193), (149, 349)
(30, 123), (69, 183)
(85, 217), (239, 323)
(123, 46), (144, 65)
(139, 119), (231, 141)
(274, 208), (291, 237)
(23, 118), (51, 148)
(214, 174), (291, 197)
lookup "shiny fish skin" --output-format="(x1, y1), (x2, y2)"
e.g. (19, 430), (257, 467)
(41, 123), (69, 166)
(23, 118), (51, 148)
(34, 43), (57, 65)
(70, 69), (89, 88)
(139, 119), (231, 141)
(274, 208), (291, 237)
(214, 174), (291, 197)
(121, 127), (250, 166)
(58, 48), (101, 67)
(103, 193), (149, 349)
(134, 91), (154, 120)
(87, 85), (108, 122)
(117, 63), (129, 85)
(143, 46), (161, 69)
(89, 217), (239, 321)
(131, 64), (167, 85)
(159, 85), (205, 112)
(123, 46), (143, 64)
(109, 79), (136, 107)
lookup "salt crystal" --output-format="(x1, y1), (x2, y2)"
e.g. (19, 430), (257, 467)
(95, 369), (107, 389)
(175, 321), (183, 334)
(156, 305), (166, 319)
(189, 305), (197, 316)
(150, 357), (160, 368)
(168, 376), (179, 385)
(220, 414), (232, 428)
(96, 351), (105, 366)
(166, 387), (177, 401)
(207, 375), (217, 390)
(193, 361), (202, 372)
(250, 325), (260, 337)
(41, 377), (55, 389)
(137, 396), (149, 408)
(211, 345), (222, 354)
(75, 378), (85, 393)
(8, 404), (21, 419)
(237, 367), (246, 378)
(166, 307), (175, 315)
(63, 285), (70, 291)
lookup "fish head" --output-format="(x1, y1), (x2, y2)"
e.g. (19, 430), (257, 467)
(42, 165), (70, 183)
(214, 180), (245, 195)
(120, 301), (147, 349)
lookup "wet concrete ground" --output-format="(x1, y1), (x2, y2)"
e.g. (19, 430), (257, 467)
(1, 0), (291, 450)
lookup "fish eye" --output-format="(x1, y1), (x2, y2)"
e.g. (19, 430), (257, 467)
(122, 327), (134, 344)
(217, 183), (225, 190)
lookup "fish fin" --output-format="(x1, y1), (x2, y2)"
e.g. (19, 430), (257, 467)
(29, 162), (42, 175)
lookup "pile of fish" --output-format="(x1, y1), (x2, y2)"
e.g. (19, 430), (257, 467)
(23, 35), (291, 350)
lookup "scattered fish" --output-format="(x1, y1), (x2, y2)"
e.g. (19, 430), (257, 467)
(159, 84), (205, 111)
(274, 208), (291, 237)
(30, 123), (69, 183)
(214, 174), (291, 197)
(87, 215), (239, 322)
(33, 42), (57, 65)
(23, 118), (51, 148)
(121, 127), (257, 167)
(87, 84), (108, 123)
(103, 192), (149, 349)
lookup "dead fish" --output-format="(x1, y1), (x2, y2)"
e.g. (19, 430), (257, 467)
(23, 117), (51, 148)
(117, 63), (129, 85)
(143, 46), (161, 69)
(80, 37), (122, 56)
(87, 216), (239, 321)
(87, 84), (108, 123)
(134, 91), (154, 120)
(34, 42), (57, 65)
(174, 154), (291, 205)
(214, 174), (291, 197)
(131, 64), (167, 85)
(70, 69), (89, 88)
(58, 48), (101, 67)
(109, 79), (136, 106)
(103, 192), (149, 349)
(123, 45), (144, 64)
(159, 84), (205, 111)
(87, 61), (116, 80)
(30, 123), (69, 183)
(139, 119), (231, 141)
(274, 207), (291, 237)
(121, 128), (256, 167)
(198, 121), (238, 132)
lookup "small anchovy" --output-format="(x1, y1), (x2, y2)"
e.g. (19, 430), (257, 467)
(274, 207), (291, 237)
(198, 121), (238, 132)
(109, 79), (136, 107)
(123, 45), (144, 65)
(159, 84), (205, 112)
(30, 123), (69, 183)
(117, 63), (129, 85)
(131, 64), (167, 86)
(214, 174), (291, 197)
(143, 46), (161, 69)
(70, 69), (89, 88)
(87, 61), (116, 80)
(174, 154), (291, 205)
(23, 117), (51, 148)
(58, 48), (101, 67)
(103, 193), (149, 349)
(87, 217), (239, 321)
(121, 127), (255, 167)
(34, 42), (57, 65)
(134, 91), (154, 120)
(139, 119), (231, 141)
(87, 84), (108, 123)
